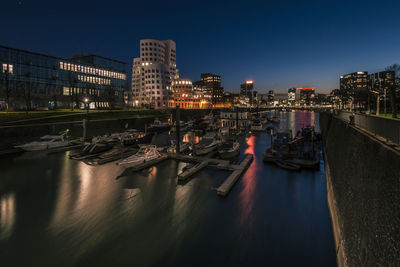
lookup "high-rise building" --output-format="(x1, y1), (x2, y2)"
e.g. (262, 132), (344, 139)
(0, 45), (128, 110)
(298, 87), (315, 106)
(267, 90), (274, 103)
(369, 71), (395, 93)
(288, 88), (296, 106)
(131, 39), (178, 109)
(340, 71), (368, 91)
(193, 73), (224, 104)
(240, 80), (254, 104)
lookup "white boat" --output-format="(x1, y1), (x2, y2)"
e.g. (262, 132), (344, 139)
(194, 133), (221, 156)
(15, 130), (70, 151)
(118, 145), (160, 167)
(250, 119), (262, 131)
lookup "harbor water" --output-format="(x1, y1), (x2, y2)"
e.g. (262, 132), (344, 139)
(0, 111), (336, 266)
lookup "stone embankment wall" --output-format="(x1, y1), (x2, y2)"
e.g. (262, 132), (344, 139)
(320, 113), (400, 266)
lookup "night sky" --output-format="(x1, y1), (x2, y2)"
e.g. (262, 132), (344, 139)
(2, 0), (400, 93)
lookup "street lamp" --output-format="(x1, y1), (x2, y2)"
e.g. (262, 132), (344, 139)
(84, 97), (89, 114)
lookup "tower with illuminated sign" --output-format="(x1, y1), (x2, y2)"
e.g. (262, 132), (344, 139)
(131, 39), (179, 109)
(297, 87), (315, 106)
(240, 80), (254, 105)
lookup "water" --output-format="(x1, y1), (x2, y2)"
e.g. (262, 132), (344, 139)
(0, 111), (336, 266)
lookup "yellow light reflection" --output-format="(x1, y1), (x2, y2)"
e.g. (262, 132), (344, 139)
(0, 193), (15, 240)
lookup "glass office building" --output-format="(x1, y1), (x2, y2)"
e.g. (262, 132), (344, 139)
(0, 45), (128, 110)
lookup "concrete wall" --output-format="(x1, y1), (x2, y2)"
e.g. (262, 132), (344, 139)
(320, 113), (400, 266)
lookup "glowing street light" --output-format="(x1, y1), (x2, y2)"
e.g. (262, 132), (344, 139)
(84, 97), (89, 114)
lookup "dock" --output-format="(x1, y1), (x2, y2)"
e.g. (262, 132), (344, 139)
(123, 152), (254, 197)
(178, 161), (208, 181)
(217, 154), (253, 196)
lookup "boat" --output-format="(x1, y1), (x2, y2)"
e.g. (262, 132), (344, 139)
(118, 145), (160, 168)
(167, 141), (192, 154)
(218, 139), (240, 159)
(70, 138), (114, 160)
(85, 146), (138, 165)
(15, 130), (70, 151)
(274, 159), (301, 171)
(194, 133), (221, 156)
(250, 119), (262, 131)
(171, 121), (189, 133)
(146, 118), (171, 133)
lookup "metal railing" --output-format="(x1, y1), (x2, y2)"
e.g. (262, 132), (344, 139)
(333, 110), (400, 145)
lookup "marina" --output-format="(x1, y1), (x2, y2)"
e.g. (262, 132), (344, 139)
(0, 110), (336, 266)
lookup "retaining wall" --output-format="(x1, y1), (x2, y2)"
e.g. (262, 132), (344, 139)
(320, 113), (400, 266)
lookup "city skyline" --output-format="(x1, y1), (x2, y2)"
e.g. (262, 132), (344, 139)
(2, 0), (400, 94)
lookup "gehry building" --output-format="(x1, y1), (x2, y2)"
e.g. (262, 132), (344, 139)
(131, 39), (179, 109)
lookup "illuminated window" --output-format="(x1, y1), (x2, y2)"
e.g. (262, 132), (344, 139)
(63, 87), (70, 95)
(2, 63), (13, 74)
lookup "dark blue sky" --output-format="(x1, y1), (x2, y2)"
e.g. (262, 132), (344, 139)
(2, 0), (400, 93)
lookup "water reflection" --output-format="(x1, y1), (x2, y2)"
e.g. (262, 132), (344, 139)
(239, 135), (258, 227)
(0, 193), (15, 240)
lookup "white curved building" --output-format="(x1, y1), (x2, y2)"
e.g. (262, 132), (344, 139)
(131, 39), (179, 109)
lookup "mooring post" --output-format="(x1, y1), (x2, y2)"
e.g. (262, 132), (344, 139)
(236, 107), (239, 131)
(82, 118), (87, 141)
(176, 105), (181, 154)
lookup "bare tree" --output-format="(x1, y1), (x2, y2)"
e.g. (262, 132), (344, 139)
(0, 66), (13, 112)
(105, 82), (116, 110)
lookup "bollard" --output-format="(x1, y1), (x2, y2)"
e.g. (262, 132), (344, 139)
(349, 115), (355, 125)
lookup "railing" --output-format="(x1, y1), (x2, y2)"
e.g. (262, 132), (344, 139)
(333, 110), (400, 145)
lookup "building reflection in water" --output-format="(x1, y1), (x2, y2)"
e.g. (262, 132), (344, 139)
(0, 193), (15, 240)
(49, 157), (125, 254)
(239, 135), (258, 227)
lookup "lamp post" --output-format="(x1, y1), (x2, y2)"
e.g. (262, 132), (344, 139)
(84, 97), (89, 114)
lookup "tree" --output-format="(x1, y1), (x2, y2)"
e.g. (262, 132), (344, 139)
(385, 64), (400, 118)
(105, 82), (117, 110)
(0, 65), (13, 112)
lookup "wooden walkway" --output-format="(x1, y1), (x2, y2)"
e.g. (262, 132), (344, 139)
(217, 154), (253, 196)
(125, 152), (254, 197)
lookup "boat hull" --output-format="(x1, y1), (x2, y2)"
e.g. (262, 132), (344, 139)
(195, 144), (217, 156)
(219, 149), (239, 160)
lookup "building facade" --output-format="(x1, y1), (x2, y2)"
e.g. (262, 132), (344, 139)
(298, 87), (315, 106)
(170, 78), (211, 109)
(0, 45), (128, 110)
(131, 39), (178, 109)
(267, 90), (274, 104)
(240, 80), (254, 104)
(220, 110), (250, 129)
(288, 87), (296, 106)
(340, 71), (369, 91)
(194, 73), (224, 104)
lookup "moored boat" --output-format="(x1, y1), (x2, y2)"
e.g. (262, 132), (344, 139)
(218, 139), (240, 159)
(117, 145), (160, 168)
(194, 133), (221, 156)
(15, 130), (70, 151)
(250, 119), (262, 131)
